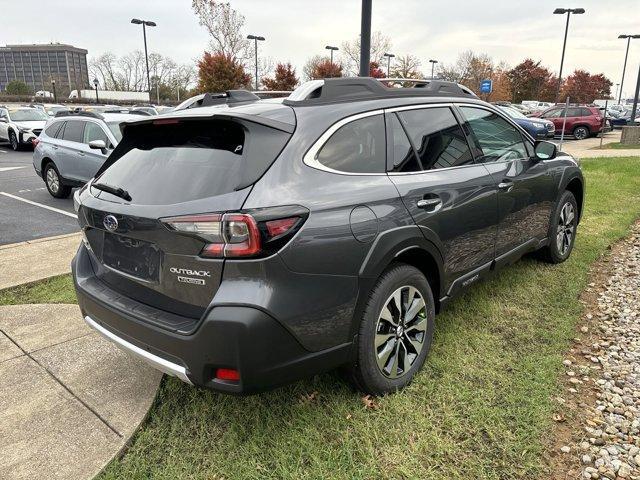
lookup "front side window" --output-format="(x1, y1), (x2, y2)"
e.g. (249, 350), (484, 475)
(461, 107), (528, 163)
(541, 108), (563, 119)
(315, 114), (386, 173)
(83, 122), (109, 145)
(393, 107), (473, 171)
(62, 120), (85, 143)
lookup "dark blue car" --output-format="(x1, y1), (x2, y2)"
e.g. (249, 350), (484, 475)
(497, 105), (555, 138)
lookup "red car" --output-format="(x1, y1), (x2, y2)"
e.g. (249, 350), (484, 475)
(531, 106), (604, 140)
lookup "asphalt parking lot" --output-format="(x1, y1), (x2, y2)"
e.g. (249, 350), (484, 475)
(0, 144), (78, 245)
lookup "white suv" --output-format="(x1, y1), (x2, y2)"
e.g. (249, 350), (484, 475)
(0, 106), (49, 151)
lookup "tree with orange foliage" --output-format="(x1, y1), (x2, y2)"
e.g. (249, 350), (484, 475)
(197, 51), (251, 93)
(303, 56), (343, 80)
(262, 63), (298, 91)
(369, 62), (385, 78)
(560, 70), (612, 103)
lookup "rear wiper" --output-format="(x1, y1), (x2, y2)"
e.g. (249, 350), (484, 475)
(92, 182), (132, 201)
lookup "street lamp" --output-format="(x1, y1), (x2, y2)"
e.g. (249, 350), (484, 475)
(553, 7), (585, 102)
(325, 45), (339, 65)
(429, 59), (438, 79)
(93, 78), (99, 103)
(383, 53), (395, 77)
(131, 18), (156, 97)
(247, 34), (265, 91)
(617, 34), (640, 103)
(51, 79), (56, 103)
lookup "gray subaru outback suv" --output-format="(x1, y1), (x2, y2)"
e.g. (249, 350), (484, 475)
(72, 78), (584, 395)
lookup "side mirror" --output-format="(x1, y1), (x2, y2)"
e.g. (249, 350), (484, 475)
(0, 118), (7, 123)
(534, 140), (557, 161)
(88, 139), (108, 154)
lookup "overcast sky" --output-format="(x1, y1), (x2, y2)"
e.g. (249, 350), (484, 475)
(5, 0), (640, 98)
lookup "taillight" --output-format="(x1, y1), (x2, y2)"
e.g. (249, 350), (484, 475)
(163, 211), (303, 258)
(32, 138), (40, 147)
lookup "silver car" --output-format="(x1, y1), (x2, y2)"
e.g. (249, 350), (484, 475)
(32, 112), (130, 198)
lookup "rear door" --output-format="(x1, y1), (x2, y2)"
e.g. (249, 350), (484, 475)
(58, 120), (86, 181)
(386, 105), (498, 297)
(78, 116), (292, 318)
(458, 105), (556, 267)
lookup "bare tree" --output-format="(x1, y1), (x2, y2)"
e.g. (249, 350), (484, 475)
(341, 31), (392, 76)
(191, 0), (249, 61)
(390, 54), (423, 79)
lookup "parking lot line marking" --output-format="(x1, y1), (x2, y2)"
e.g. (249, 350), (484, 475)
(0, 192), (77, 219)
(0, 166), (26, 172)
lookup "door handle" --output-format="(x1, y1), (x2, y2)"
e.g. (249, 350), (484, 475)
(417, 198), (442, 210)
(498, 181), (514, 192)
(52, 146), (58, 150)
(78, 152), (85, 157)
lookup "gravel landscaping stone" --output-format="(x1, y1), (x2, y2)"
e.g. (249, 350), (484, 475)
(562, 226), (640, 479)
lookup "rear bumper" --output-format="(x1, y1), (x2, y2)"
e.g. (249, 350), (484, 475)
(73, 244), (351, 394)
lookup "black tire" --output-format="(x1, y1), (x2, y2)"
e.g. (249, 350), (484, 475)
(43, 162), (71, 198)
(9, 130), (20, 151)
(349, 263), (435, 396)
(537, 190), (578, 264)
(572, 125), (589, 140)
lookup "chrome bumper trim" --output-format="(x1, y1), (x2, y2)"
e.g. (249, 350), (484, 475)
(84, 315), (192, 384)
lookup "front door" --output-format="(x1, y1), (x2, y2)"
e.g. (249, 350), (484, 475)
(386, 105), (498, 297)
(458, 105), (557, 266)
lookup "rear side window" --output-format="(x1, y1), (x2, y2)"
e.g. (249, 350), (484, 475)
(392, 107), (474, 171)
(62, 120), (85, 143)
(96, 119), (290, 205)
(315, 114), (386, 173)
(44, 122), (64, 138)
(566, 107), (582, 117)
(580, 108), (593, 116)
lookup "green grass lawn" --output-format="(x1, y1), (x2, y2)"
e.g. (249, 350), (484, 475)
(3, 157), (640, 479)
(594, 141), (640, 150)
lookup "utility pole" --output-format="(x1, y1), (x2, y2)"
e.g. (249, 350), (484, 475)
(359, 0), (372, 77)
(618, 35), (640, 104)
(553, 8), (585, 102)
(247, 34), (265, 91)
(131, 19), (157, 96)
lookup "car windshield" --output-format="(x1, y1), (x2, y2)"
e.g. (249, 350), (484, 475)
(9, 109), (48, 121)
(106, 122), (124, 142)
(498, 106), (528, 119)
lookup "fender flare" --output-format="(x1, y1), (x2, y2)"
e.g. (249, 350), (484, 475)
(359, 225), (445, 297)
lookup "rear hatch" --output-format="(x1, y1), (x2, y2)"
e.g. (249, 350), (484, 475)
(77, 111), (294, 324)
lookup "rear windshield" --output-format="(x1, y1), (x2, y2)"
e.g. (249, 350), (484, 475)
(96, 118), (290, 205)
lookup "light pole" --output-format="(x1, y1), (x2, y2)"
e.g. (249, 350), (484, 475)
(614, 83), (620, 100)
(131, 18), (156, 97)
(630, 62), (640, 125)
(429, 59), (438, 79)
(51, 79), (56, 103)
(247, 34), (265, 91)
(359, 0), (372, 77)
(383, 53), (395, 77)
(325, 45), (339, 65)
(618, 35), (640, 104)
(553, 7), (585, 102)
(93, 78), (99, 103)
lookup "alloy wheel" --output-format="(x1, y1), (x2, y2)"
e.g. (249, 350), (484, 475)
(556, 202), (575, 256)
(46, 167), (60, 194)
(375, 286), (427, 379)
(574, 127), (588, 140)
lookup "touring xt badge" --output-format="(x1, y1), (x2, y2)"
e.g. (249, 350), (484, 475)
(169, 267), (210, 286)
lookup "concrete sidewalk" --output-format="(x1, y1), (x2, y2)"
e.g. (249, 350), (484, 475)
(0, 304), (162, 480)
(0, 233), (81, 290)
(558, 131), (640, 159)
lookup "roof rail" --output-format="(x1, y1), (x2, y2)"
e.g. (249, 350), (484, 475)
(284, 77), (476, 106)
(54, 110), (104, 119)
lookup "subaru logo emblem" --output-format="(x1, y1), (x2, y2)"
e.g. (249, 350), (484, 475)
(103, 214), (118, 232)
